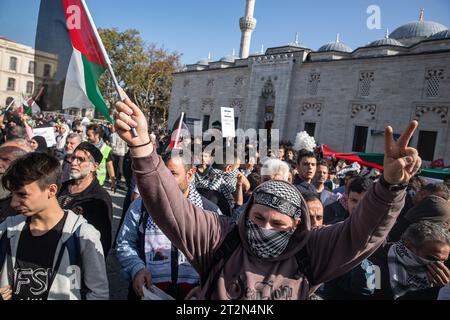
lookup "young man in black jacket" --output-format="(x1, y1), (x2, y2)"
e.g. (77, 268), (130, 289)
(57, 142), (113, 257)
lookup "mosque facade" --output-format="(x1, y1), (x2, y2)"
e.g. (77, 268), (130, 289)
(168, 3), (450, 164)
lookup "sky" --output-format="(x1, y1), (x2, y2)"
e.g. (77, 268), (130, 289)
(0, 0), (449, 65)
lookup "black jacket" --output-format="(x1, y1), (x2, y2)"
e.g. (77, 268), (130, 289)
(58, 178), (113, 256)
(324, 201), (349, 225)
(293, 175), (317, 195)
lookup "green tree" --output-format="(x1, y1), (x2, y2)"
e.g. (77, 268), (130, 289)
(98, 28), (182, 127)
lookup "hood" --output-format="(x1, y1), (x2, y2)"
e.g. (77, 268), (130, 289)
(60, 210), (87, 242)
(5, 210), (86, 243)
(237, 180), (312, 262)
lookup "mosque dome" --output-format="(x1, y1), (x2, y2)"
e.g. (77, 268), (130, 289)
(288, 33), (307, 48)
(427, 29), (450, 40)
(318, 34), (352, 53)
(220, 55), (236, 63)
(390, 21), (447, 40)
(389, 10), (447, 42)
(220, 49), (238, 63)
(196, 58), (212, 65)
(367, 30), (405, 47)
(196, 53), (213, 65)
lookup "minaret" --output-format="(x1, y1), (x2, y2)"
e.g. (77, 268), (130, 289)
(239, 0), (257, 59)
(419, 8), (424, 22)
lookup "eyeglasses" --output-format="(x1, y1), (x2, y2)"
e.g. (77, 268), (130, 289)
(74, 130), (83, 134)
(69, 155), (89, 164)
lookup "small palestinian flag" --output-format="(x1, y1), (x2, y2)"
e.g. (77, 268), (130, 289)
(22, 97), (41, 116)
(34, 0), (112, 123)
(169, 113), (189, 150)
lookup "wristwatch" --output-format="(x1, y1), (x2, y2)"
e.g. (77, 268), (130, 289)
(378, 174), (408, 192)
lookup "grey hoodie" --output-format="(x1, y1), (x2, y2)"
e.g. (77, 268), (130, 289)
(133, 150), (405, 300)
(0, 210), (109, 300)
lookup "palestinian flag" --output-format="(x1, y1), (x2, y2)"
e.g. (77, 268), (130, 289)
(34, 0), (112, 123)
(169, 113), (189, 150)
(322, 144), (384, 170)
(22, 97), (41, 116)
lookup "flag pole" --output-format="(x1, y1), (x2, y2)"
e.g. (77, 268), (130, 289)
(5, 97), (16, 112)
(80, 0), (138, 137)
(173, 112), (185, 149)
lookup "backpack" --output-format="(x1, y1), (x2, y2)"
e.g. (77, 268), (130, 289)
(204, 226), (315, 300)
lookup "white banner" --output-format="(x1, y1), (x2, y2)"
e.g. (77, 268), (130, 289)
(33, 127), (57, 147)
(221, 107), (235, 138)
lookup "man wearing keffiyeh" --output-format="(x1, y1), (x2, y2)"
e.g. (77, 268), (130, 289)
(388, 221), (450, 299)
(115, 150), (221, 300)
(115, 92), (427, 300)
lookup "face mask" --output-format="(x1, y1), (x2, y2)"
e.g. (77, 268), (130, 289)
(246, 218), (295, 259)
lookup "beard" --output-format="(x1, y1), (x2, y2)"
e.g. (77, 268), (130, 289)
(179, 178), (189, 195)
(70, 168), (91, 180)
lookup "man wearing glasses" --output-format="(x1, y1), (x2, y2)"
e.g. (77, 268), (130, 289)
(61, 133), (82, 183)
(57, 142), (113, 257)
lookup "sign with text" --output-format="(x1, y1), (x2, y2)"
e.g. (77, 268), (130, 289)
(221, 107), (236, 138)
(33, 127), (57, 147)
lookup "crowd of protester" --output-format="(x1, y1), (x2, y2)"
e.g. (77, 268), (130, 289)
(0, 100), (449, 300)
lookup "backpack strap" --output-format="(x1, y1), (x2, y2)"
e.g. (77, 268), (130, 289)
(48, 225), (84, 298)
(0, 232), (8, 271)
(204, 226), (240, 300)
(167, 244), (180, 299)
(0, 232), (14, 288)
(137, 201), (149, 262)
(66, 226), (82, 266)
(294, 246), (316, 285)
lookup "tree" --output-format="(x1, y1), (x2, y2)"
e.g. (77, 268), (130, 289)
(98, 28), (182, 128)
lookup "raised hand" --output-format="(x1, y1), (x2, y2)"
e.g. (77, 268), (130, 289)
(114, 89), (149, 147)
(383, 121), (422, 185)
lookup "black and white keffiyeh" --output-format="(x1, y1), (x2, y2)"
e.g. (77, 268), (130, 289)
(187, 185), (204, 208)
(253, 180), (302, 219)
(195, 167), (238, 207)
(388, 242), (432, 299)
(246, 218), (295, 258)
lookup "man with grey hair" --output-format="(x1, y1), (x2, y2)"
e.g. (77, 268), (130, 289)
(61, 133), (82, 183)
(260, 158), (290, 183)
(367, 221), (450, 300)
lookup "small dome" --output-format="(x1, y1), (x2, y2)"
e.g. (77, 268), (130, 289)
(318, 41), (352, 53)
(288, 33), (306, 48)
(367, 38), (404, 47)
(196, 58), (212, 66)
(220, 55), (236, 63)
(428, 29), (450, 40)
(390, 21), (447, 40)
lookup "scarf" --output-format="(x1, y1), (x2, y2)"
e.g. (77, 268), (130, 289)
(246, 219), (295, 259)
(388, 242), (432, 299)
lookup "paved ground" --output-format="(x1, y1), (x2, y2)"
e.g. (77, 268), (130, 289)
(105, 184), (129, 300)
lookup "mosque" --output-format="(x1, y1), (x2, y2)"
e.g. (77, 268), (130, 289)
(168, 0), (450, 164)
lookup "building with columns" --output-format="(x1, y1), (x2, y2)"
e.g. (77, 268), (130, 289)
(0, 37), (94, 118)
(168, 5), (450, 165)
